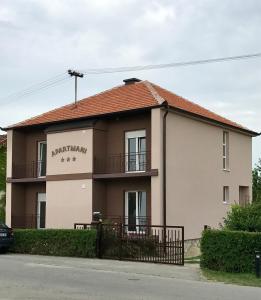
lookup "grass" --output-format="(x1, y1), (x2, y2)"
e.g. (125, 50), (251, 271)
(202, 268), (261, 287)
(184, 255), (201, 264)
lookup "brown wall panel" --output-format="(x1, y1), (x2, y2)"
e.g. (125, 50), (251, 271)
(106, 113), (151, 155)
(24, 183), (46, 216)
(92, 180), (107, 215)
(25, 130), (46, 164)
(105, 178), (151, 218)
(12, 131), (26, 168)
(11, 184), (25, 216)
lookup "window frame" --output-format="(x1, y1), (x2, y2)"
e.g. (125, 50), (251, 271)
(37, 141), (47, 178)
(125, 190), (147, 232)
(222, 131), (229, 171)
(125, 130), (146, 173)
(223, 186), (229, 204)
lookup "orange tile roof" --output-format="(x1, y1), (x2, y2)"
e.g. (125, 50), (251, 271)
(6, 80), (258, 135)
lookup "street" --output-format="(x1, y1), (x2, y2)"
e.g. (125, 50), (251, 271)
(0, 254), (260, 300)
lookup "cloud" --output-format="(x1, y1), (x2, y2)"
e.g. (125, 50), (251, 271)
(0, 0), (260, 163)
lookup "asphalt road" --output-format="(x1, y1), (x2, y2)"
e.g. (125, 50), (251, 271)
(0, 254), (260, 300)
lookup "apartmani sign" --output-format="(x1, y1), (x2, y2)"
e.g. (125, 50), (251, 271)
(51, 145), (87, 157)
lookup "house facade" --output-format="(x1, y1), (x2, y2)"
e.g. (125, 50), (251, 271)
(3, 78), (259, 239)
(0, 135), (7, 200)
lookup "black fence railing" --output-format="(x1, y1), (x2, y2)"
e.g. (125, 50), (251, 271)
(94, 151), (151, 174)
(12, 160), (46, 179)
(74, 222), (184, 265)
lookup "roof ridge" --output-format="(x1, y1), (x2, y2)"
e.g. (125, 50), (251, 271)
(142, 81), (166, 105)
(151, 83), (248, 130)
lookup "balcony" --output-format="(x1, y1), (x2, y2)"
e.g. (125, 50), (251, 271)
(12, 160), (46, 180)
(94, 151), (156, 179)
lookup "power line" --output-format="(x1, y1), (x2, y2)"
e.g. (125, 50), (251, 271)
(1, 52), (261, 104)
(0, 72), (67, 102)
(0, 77), (71, 107)
(81, 52), (261, 74)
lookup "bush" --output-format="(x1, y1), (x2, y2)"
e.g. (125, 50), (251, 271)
(201, 229), (261, 273)
(223, 203), (261, 232)
(10, 229), (96, 258)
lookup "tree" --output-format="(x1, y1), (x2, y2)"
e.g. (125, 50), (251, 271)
(252, 158), (261, 203)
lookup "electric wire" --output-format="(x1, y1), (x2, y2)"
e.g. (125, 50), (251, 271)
(81, 52), (261, 74)
(1, 52), (261, 104)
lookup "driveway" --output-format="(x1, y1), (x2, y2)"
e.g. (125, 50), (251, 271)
(0, 254), (260, 300)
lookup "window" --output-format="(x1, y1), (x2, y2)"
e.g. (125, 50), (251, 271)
(125, 130), (146, 172)
(223, 131), (229, 170)
(125, 191), (147, 231)
(223, 186), (229, 203)
(38, 141), (47, 177)
(239, 186), (250, 206)
(37, 193), (46, 229)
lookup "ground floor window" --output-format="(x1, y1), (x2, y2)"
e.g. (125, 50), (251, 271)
(223, 186), (229, 203)
(125, 191), (146, 231)
(37, 193), (46, 229)
(239, 186), (250, 206)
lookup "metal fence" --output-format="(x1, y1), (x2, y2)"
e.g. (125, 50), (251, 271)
(74, 222), (184, 265)
(12, 160), (46, 179)
(94, 151), (151, 174)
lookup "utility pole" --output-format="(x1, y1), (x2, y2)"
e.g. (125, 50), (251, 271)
(68, 69), (84, 105)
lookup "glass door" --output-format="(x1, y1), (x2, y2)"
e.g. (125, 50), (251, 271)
(125, 191), (147, 231)
(125, 130), (146, 172)
(38, 141), (47, 177)
(37, 193), (46, 229)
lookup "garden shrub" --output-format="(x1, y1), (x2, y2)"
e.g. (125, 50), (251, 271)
(10, 229), (96, 258)
(201, 229), (261, 273)
(223, 203), (261, 232)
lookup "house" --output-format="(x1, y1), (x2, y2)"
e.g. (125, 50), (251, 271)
(0, 135), (7, 217)
(3, 78), (259, 239)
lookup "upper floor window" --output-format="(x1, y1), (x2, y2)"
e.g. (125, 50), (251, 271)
(125, 130), (146, 172)
(38, 141), (47, 177)
(223, 131), (229, 170)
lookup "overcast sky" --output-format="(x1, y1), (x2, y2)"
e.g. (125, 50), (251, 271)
(0, 0), (260, 165)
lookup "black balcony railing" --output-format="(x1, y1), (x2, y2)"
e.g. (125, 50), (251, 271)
(94, 151), (151, 174)
(12, 160), (46, 179)
(102, 215), (151, 227)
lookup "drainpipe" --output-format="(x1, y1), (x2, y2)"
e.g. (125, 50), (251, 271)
(163, 104), (169, 228)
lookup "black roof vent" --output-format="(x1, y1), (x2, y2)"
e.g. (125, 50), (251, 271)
(123, 78), (141, 85)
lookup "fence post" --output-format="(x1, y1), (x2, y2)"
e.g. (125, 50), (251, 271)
(182, 226), (185, 265)
(96, 222), (103, 259)
(119, 223), (123, 261)
(255, 251), (260, 278)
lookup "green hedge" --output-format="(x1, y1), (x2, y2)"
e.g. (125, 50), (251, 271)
(201, 229), (261, 273)
(10, 229), (96, 258)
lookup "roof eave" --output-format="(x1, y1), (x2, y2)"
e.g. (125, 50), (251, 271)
(167, 106), (260, 137)
(2, 104), (163, 131)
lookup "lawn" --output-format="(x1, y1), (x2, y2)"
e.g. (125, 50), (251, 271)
(202, 268), (261, 288)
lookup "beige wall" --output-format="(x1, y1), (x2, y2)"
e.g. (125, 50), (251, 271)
(46, 179), (92, 228)
(151, 108), (163, 225)
(46, 128), (93, 228)
(6, 130), (13, 226)
(165, 111), (252, 239)
(5, 183), (12, 226)
(47, 129), (93, 175)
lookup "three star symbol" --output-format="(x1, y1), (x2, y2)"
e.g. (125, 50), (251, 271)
(61, 157), (76, 162)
